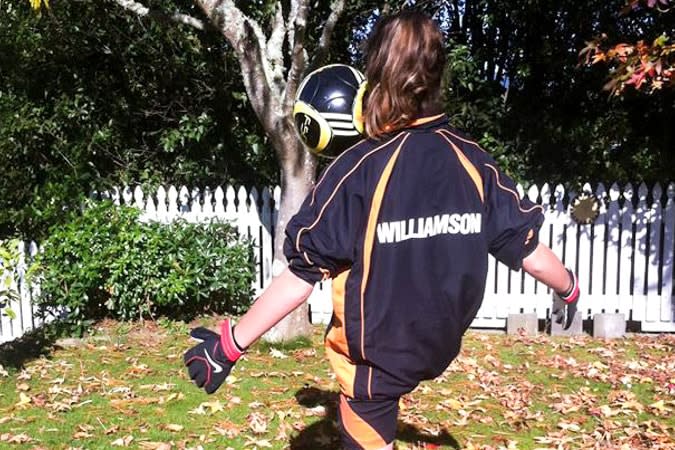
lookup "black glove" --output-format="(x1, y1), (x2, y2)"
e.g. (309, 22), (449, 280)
(552, 269), (580, 330)
(183, 318), (244, 394)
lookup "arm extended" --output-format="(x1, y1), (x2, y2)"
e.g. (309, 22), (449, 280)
(233, 268), (314, 348)
(183, 268), (314, 393)
(522, 243), (580, 329)
(522, 243), (571, 293)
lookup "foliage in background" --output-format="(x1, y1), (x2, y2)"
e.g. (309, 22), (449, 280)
(0, 0), (275, 240)
(345, 1), (675, 185)
(581, 0), (674, 95)
(0, 239), (22, 320)
(32, 201), (255, 335)
(428, 0), (675, 185)
(3, 0), (674, 242)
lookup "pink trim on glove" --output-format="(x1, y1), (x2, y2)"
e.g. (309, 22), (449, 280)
(220, 319), (244, 362)
(559, 270), (579, 304)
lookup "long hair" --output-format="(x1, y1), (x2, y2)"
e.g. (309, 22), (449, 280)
(363, 11), (445, 138)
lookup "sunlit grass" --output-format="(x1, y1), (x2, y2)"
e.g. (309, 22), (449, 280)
(0, 320), (673, 449)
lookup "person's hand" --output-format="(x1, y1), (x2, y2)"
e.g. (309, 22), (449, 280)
(552, 269), (580, 330)
(183, 319), (244, 394)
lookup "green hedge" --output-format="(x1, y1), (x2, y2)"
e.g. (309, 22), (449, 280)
(33, 201), (255, 333)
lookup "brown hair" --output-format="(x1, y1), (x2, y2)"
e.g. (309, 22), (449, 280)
(363, 10), (446, 138)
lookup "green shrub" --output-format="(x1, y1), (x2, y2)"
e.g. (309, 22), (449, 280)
(0, 238), (21, 319)
(33, 200), (255, 334)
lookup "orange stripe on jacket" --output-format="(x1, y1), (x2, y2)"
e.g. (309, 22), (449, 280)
(436, 130), (485, 203)
(296, 133), (408, 260)
(339, 394), (387, 450)
(437, 127), (488, 153)
(326, 270), (356, 398)
(308, 132), (406, 206)
(359, 133), (409, 365)
(484, 164), (545, 214)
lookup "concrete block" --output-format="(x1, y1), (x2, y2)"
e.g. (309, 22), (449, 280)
(550, 311), (584, 336)
(593, 313), (626, 339)
(507, 313), (538, 336)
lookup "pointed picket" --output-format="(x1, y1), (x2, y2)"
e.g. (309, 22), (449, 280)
(619, 184), (635, 316)
(133, 186), (144, 210)
(167, 186), (179, 218)
(632, 183), (650, 321)
(516, 183), (524, 199)
(110, 186), (121, 205)
(565, 186), (579, 271)
(178, 186), (190, 216)
(590, 183), (607, 310)
(225, 186), (237, 222)
(202, 187), (214, 218)
(17, 241), (32, 334)
(122, 185), (133, 206)
(236, 186), (249, 237)
(190, 187), (202, 222)
(644, 183), (663, 323)
(522, 185), (540, 313)
(259, 187), (274, 291)
(247, 187), (262, 292)
(156, 186), (169, 222)
(604, 183), (621, 312)
(214, 186), (225, 216)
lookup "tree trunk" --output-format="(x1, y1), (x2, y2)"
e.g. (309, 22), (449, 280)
(263, 125), (318, 342)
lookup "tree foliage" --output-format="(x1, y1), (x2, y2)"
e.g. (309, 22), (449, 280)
(0, 0), (274, 239)
(3, 0), (673, 245)
(410, 0), (674, 185)
(581, 0), (674, 95)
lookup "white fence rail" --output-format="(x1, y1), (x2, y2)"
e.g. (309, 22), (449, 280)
(1, 181), (674, 343)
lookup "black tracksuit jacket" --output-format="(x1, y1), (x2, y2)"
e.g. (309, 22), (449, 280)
(284, 114), (544, 399)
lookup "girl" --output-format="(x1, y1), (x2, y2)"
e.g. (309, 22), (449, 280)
(184, 10), (579, 450)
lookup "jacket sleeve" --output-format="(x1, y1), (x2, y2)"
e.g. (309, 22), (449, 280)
(482, 161), (544, 270)
(283, 163), (364, 284)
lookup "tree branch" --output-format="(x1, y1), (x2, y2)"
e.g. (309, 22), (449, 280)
(268, 3), (286, 78)
(113, 0), (205, 30)
(283, 0), (309, 111)
(309, 0), (346, 70)
(194, 1), (280, 134)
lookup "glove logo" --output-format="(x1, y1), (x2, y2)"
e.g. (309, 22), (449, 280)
(204, 348), (223, 373)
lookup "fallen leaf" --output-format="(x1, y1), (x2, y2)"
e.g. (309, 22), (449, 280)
(248, 412), (269, 434)
(138, 442), (172, 450)
(15, 392), (31, 409)
(111, 435), (134, 446)
(269, 348), (288, 359)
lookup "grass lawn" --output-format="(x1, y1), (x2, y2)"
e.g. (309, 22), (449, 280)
(0, 319), (674, 449)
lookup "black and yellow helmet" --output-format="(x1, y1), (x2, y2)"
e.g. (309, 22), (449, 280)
(293, 64), (366, 158)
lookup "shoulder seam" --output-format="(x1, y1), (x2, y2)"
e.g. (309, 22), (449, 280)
(310, 132), (406, 206)
(484, 163), (544, 214)
(296, 132), (411, 262)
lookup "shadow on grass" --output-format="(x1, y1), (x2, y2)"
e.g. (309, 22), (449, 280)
(290, 386), (461, 449)
(0, 326), (56, 370)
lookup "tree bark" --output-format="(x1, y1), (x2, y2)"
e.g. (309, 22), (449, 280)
(263, 122), (318, 342)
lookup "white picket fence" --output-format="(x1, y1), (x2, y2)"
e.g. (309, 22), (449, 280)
(1, 181), (674, 343)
